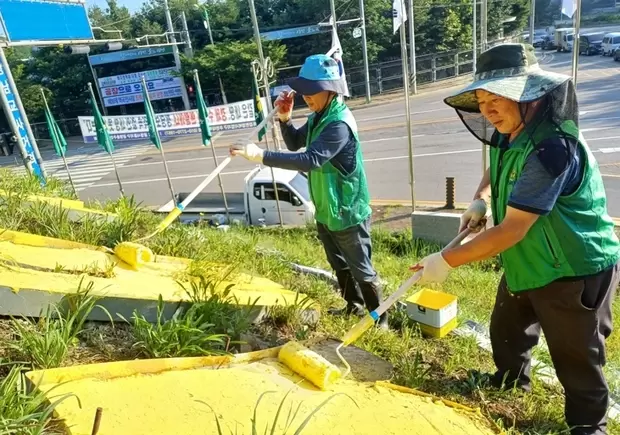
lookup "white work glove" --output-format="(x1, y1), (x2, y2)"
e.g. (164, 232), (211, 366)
(229, 141), (264, 163)
(460, 198), (488, 233)
(409, 252), (453, 285)
(274, 91), (294, 122)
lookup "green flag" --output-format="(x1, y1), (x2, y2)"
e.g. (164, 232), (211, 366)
(194, 72), (212, 147)
(142, 79), (162, 150)
(43, 102), (67, 158)
(89, 85), (115, 154)
(252, 76), (266, 142)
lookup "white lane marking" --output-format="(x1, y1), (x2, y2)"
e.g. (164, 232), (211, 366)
(90, 170), (251, 188)
(589, 136), (620, 142)
(356, 108), (450, 122)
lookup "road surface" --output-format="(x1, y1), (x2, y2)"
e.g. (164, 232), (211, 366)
(3, 45), (620, 218)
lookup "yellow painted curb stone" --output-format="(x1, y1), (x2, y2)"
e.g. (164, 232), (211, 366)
(26, 348), (502, 435)
(0, 228), (317, 312)
(0, 189), (117, 222)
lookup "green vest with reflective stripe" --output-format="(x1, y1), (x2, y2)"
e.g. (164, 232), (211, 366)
(489, 119), (620, 292)
(306, 97), (371, 231)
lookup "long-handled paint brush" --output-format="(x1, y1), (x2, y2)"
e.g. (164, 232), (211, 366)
(335, 228), (473, 377)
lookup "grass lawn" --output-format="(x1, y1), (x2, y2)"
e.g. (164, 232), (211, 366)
(1, 169), (619, 434)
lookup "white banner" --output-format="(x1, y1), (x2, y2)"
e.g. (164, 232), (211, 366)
(78, 98), (269, 143)
(102, 78), (183, 107)
(98, 67), (179, 88)
(98, 67), (183, 108)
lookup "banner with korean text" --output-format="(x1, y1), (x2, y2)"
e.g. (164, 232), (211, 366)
(77, 97), (268, 143)
(98, 67), (183, 108)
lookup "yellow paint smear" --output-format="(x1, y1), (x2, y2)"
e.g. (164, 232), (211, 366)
(0, 229), (313, 308)
(0, 189), (116, 219)
(28, 352), (497, 435)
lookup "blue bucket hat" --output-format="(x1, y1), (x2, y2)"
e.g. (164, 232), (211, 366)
(288, 54), (349, 97)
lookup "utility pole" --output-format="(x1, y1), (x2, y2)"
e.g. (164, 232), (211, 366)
(181, 11), (193, 58)
(407, 0), (417, 94)
(329, 0), (338, 36)
(163, 0), (190, 110)
(200, 5), (228, 104)
(529, 0), (536, 45)
(571, 0), (582, 85)
(479, 0), (488, 173)
(359, 0), (371, 102)
(481, 0), (488, 51)
(473, 0), (477, 69)
(248, 0), (282, 151)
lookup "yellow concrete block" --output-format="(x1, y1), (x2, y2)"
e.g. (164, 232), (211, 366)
(25, 350), (499, 435)
(0, 228), (316, 311)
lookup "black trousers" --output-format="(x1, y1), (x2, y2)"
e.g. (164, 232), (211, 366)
(490, 263), (620, 435)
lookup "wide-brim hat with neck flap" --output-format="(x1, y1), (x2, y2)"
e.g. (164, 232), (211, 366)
(444, 43), (572, 113)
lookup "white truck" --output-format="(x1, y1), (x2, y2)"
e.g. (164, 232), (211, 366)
(158, 166), (316, 227)
(555, 28), (575, 52)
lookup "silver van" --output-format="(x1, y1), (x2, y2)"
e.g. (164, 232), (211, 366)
(602, 32), (620, 56)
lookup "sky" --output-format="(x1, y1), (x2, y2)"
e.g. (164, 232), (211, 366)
(87, 0), (145, 14)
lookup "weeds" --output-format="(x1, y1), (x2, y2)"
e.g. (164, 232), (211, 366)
(123, 295), (230, 358)
(9, 279), (112, 369)
(178, 277), (259, 344)
(0, 362), (77, 434)
(197, 389), (358, 435)
(3, 171), (620, 434)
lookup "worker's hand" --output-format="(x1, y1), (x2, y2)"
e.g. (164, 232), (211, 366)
(409, 252), (453, 285)
(229, 141), (264, 163)
(459, 199), (488, 233)
(274, 91), (294, 122)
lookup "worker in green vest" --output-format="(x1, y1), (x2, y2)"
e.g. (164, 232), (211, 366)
(230, 54), (388, 329)
(411, 43), (620, 435)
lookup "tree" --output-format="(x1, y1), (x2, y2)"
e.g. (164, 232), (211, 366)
(182, 39), (287, 102)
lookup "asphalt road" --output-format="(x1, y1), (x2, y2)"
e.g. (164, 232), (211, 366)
(3, 44), (620, 218)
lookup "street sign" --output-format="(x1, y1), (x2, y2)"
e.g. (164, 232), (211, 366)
(0, 53), (44, 182)
(260, 25), (327, 41)
(89, 46), (174, 66)
(353, 27), (362, 38)
(0, 0), (93, 42)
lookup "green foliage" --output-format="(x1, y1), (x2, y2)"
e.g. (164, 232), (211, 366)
(0, 363), (76, 434)
(3, 0), (532, 124)
(123, 295), (231, 358)
(9, 280), (112, 370)
(197, 390), (358, 435)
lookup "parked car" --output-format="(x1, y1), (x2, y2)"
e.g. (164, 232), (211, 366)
(540, 35), (557, 51)
(602, 32), (620, 56)
(579, 32), (605, 55)
(614, 48), (620, 61)
(523, 29), (549, 47)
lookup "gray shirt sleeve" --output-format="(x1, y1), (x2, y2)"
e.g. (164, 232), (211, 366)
(262, 121), (350, 173)
(507, 137), (583, 216)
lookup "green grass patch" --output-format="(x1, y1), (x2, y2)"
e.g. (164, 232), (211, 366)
(2, 171), (620, 434)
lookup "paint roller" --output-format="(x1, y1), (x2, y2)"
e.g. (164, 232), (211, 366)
(333, 228), (474, 378)
(275, 229), (474, 391)
(111, 92), (295, 269)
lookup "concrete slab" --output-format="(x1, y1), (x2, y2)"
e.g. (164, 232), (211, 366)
(25, 347), (499, 435)
(0, 229), (318, 323)
(411, 211), (491, 246)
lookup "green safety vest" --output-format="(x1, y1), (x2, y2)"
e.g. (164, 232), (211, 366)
(305, 97), (371, 231)
(489, 118), (620, 292)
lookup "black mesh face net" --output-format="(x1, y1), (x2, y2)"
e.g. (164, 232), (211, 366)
(453, 80), (579, 149)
